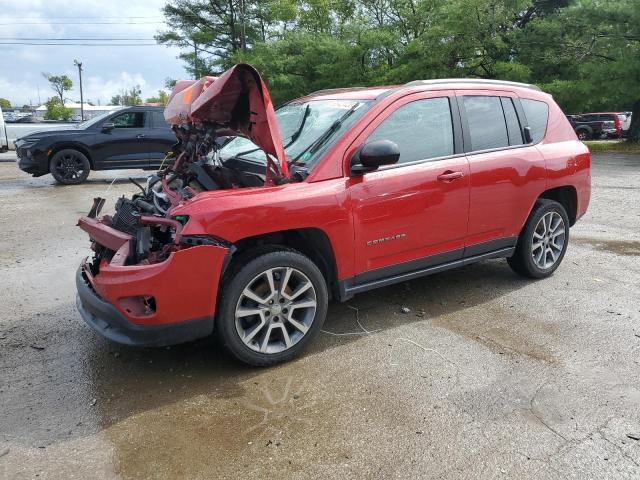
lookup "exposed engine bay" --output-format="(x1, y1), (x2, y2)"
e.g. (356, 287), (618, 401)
(79, 64), (291, 268)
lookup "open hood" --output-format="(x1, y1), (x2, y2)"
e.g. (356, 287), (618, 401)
(164, 64), (287, 177)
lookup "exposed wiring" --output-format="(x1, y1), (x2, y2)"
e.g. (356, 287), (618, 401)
(394, 337), (457, 366)
(158, 152), (172, 171)
(321, 305), (381, 336)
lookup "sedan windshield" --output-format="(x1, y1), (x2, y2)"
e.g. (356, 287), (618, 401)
(219, 99), (370, 167)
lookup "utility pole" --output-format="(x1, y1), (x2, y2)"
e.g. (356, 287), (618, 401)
(74, 59), (84, 121)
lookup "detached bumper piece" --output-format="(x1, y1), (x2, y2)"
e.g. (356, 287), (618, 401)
(76, 265), (213, 347)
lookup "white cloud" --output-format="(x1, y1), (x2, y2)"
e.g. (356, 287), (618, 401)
(0, 0), (188, 106)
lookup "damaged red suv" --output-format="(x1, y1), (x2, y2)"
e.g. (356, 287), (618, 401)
(76, 64), (590, 366)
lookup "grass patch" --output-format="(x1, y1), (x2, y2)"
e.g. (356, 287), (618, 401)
(583, 140), (640, 154)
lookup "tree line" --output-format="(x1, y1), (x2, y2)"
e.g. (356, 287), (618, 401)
(157, 0), (640, 141)
(37, 76), (170, 121)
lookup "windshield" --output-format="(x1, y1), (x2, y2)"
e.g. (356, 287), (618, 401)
(75, 107), (125, 129)
(219, 99), (370, 167)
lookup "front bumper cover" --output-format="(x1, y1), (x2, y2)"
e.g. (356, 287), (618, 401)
(75, 237), (229, 346)
(15, 141), (49, 176)
(76, 265), (213, 346)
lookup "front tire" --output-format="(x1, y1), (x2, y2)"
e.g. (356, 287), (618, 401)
(49, 149), (90, 184)
(508, 199), (569, 279)
(217, 249), (328, 366)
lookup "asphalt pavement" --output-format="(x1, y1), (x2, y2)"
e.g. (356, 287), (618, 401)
(0, 152), (639, 479)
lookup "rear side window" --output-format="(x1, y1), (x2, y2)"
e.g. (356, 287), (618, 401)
(501, 97), (523, 146)
(521, 99), (549, 143)
(367, 97), (454, 164)
(151, 111), (168, 129)
(112, 112), (145, 128)
(463, 96), (509, 151)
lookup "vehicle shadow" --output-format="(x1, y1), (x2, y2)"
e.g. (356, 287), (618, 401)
(4, 258), (532, 452)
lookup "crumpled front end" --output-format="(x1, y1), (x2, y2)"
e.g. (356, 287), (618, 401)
(76, 205), (229, 346)
(75, 63), (291, 346)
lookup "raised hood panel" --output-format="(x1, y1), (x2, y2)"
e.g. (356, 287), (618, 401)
(164, 64), (287, 176)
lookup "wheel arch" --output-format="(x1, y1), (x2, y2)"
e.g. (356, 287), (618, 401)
(47, 143), (94, 170)
(227, 227), (340, 300)
(539, 186), (578, 226)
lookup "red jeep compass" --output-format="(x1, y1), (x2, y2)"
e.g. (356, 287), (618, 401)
(76, 65), (591, 366)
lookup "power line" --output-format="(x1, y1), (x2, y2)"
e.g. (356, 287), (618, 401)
(0, 38), (157, 41)
(0, 16), (164, 19)
(0, 21), (165, 25)
(0, 42), (160, 46)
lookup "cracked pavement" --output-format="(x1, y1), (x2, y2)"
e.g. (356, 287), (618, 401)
(0, 151), (639, 479)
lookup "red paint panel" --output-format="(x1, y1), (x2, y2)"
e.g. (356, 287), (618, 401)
(465, 146), (546, 244)
(89, 245), (228, 326)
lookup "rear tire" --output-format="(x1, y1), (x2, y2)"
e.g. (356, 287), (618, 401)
(576, 129), (591, 141)
(217, 248), (328, 366)
(508, 199), (569, 279)
(49, 149), (90, 184)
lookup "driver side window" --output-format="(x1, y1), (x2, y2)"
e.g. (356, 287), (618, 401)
(367, 97), (454, 164)
(111, 112), (145, 128)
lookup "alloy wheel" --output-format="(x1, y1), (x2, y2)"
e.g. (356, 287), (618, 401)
(53, 152), (86, 182)
(531, 211), (566, 269)
(234, 267), (317, 354)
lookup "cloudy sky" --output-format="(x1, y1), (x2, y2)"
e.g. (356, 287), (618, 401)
(0, 0), (187, 107)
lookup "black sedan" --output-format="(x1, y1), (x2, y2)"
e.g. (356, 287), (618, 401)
(15, 106), (176, 184)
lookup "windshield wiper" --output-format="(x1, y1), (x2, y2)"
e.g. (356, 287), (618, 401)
(232, 146), (262, 159)
(234, 104), (312, 160)
(293, 104), (358, 163)
(283, 104), (311, 149)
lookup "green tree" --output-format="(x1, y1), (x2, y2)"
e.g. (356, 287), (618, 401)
(0, 98), (10, 109)
(43, 97), (73, 121)
(156, 0), (276, 76)
(42, 73), (73, 106)
(110, 86), (143, 106)
(159, 0), (640, 141)
(145, 90), (170, 105)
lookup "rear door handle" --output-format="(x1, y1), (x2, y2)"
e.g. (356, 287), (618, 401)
(437, 170), (464, 182)
(136, 134), (146, 139)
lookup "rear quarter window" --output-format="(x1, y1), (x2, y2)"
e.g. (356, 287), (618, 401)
(521, 99), (549, 143)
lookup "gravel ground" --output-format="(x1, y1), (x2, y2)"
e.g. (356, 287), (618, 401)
(0, 152), (639, 479)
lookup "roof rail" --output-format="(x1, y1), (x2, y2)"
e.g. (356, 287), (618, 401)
(308, 86), (367, 96)
(405, 78), (541, 91)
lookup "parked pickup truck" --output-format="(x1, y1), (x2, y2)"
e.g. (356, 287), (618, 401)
(16, 106), (176, 184)
(567, 113), (619, 140)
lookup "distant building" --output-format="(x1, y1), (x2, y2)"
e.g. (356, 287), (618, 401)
(34, 103), (120, 121)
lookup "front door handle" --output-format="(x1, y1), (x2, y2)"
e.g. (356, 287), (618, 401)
(136, 134), (146, 139)
(437, 170), (464, 182)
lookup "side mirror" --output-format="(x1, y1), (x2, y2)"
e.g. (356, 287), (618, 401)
(523, 126), (533, 143)
(350, 140), (400, 175)
(102, 122), (115, 132)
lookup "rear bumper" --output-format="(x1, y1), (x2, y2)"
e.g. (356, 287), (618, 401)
(76, 265), (213, 346)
